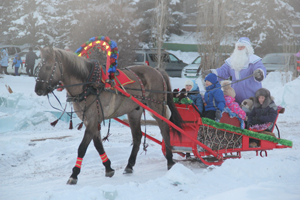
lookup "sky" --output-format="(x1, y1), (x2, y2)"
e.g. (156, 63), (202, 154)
(0, 52), (300, 200)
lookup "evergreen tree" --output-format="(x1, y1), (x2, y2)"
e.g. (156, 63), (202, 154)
(69, 1), (139, 67)
(234, 0), (300, 55)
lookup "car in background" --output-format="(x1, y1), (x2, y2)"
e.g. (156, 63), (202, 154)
(133, 49), (187, 77)
(181, 56), (201, 78)
(262, 53), (296, 75)
(7, 49), (41, 75)
(181, 53), (230, 78)
(0, 45), (22, 58)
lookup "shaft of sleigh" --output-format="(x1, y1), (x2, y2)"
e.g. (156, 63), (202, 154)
(112, 86), (223, 161)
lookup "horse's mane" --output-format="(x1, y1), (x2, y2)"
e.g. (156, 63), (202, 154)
(53, 48), (92, 82)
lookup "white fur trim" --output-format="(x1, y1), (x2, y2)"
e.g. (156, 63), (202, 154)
(249, 55), (262, 64)
(235, 70), (240, 80)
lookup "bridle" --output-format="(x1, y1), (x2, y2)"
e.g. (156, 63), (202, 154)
(35, 57), (64, 93)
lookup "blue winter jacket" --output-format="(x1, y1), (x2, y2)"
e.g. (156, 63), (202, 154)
(13, 57), (23, 67)
(187, 80), (204, 113)
(204, 82), (226, 112)
(0, 50), (9, 66)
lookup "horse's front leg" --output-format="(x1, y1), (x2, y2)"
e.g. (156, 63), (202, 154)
(66, 128), (93, 185)
(93, 134), (115, 177)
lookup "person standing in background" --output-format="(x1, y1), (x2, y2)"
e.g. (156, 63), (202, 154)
(25, 47), (38, 76)
(12, 54), (23, 76)
(0, 49), (9, 75)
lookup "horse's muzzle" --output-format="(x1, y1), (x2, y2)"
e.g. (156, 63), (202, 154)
(36, 89), (46, 96)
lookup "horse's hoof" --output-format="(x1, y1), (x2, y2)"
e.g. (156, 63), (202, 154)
(167, 162), (176, 170)
(66, 177), (78, 185)
(105, 170), (115, 178)
(123, 167), (133, 174)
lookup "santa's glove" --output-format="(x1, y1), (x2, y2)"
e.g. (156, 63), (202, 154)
(215, 110), (222, 122)
(202, 69), (211, 77)
(109, 72), (115, 80)
(253, 69), (263, 81)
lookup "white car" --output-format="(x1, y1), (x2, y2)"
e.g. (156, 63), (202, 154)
(7, 50), (41, 75)
(181, 56), (201, 78)
(181, 54), (230, 78)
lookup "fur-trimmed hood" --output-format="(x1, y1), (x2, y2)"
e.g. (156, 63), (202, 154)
(254, 88), (274, 108)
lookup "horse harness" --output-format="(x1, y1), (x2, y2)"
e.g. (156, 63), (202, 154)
(35, 58), (64, 92)
(38, 54), (169, 132)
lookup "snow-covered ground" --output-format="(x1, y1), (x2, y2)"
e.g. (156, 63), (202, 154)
(1, 54), (300, 200)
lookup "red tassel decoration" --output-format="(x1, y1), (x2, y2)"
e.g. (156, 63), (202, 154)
(69, 120), (73, 130)
(51, 119), (59, 127)
(77, 122), (83, 130)
(98, 123), (101, 131)
(105, 36), (110, 42)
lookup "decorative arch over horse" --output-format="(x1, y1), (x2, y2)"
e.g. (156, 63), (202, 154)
(34, 36), (183, 185)
(74, 36), (119, 85)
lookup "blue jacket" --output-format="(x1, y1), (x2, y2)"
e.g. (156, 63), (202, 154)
(187, 80), (204, 113)
(13, 57), (23, 67)
(204, 82), (225, 112)
(0, 50), (9, 66)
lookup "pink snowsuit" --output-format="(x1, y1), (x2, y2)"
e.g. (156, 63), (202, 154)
(224, 95), (246, 120)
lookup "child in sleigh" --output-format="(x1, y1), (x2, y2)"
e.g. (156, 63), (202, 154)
(248, 88), (278, 146)
(248, 88), (277, 131)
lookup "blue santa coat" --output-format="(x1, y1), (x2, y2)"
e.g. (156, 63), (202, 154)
(212, 55), (266, 104)
(187, 80), (204, 113)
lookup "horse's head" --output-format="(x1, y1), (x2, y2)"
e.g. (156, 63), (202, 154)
(35, 46), (63, 96)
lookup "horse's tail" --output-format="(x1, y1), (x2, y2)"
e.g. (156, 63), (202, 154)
(158, 69), (184, 137)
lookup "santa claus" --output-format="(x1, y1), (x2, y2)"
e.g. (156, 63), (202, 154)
(209, 37), (266, 104)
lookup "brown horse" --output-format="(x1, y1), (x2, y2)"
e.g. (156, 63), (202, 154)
(34, 46), (183, 185)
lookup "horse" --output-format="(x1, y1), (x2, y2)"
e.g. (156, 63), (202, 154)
(34, 46), (183, 185)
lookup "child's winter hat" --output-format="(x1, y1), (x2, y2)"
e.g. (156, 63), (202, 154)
(185, 80), (194, 87)
(221, 80), (236, 98)
(254, 88), (272, 108)
(205, 73), (218, 84)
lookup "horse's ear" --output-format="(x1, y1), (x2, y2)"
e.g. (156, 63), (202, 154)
(38, 46), (45, 58)
(49, 44), (55, 58)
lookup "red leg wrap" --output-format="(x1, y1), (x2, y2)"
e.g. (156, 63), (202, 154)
(75, 157), (83, 168)
(100, 153), (108, 163)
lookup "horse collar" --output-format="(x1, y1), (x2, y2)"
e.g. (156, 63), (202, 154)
(67, 61), (104, 102)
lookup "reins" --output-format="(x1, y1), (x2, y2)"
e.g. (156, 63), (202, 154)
(120, 73), (255, 94)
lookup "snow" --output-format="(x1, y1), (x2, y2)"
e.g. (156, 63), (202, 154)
(1, 53), (300, 200)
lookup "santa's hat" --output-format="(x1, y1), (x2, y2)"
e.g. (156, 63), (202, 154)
(235, 37), (254, 55)
(221, 80), (236, 98)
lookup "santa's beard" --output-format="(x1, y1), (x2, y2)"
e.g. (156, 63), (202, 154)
(230, 48), (249, 71)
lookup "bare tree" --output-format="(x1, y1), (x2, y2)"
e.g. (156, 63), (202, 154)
(153, 0), (168, 69)
(196, 0), (233, 75)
